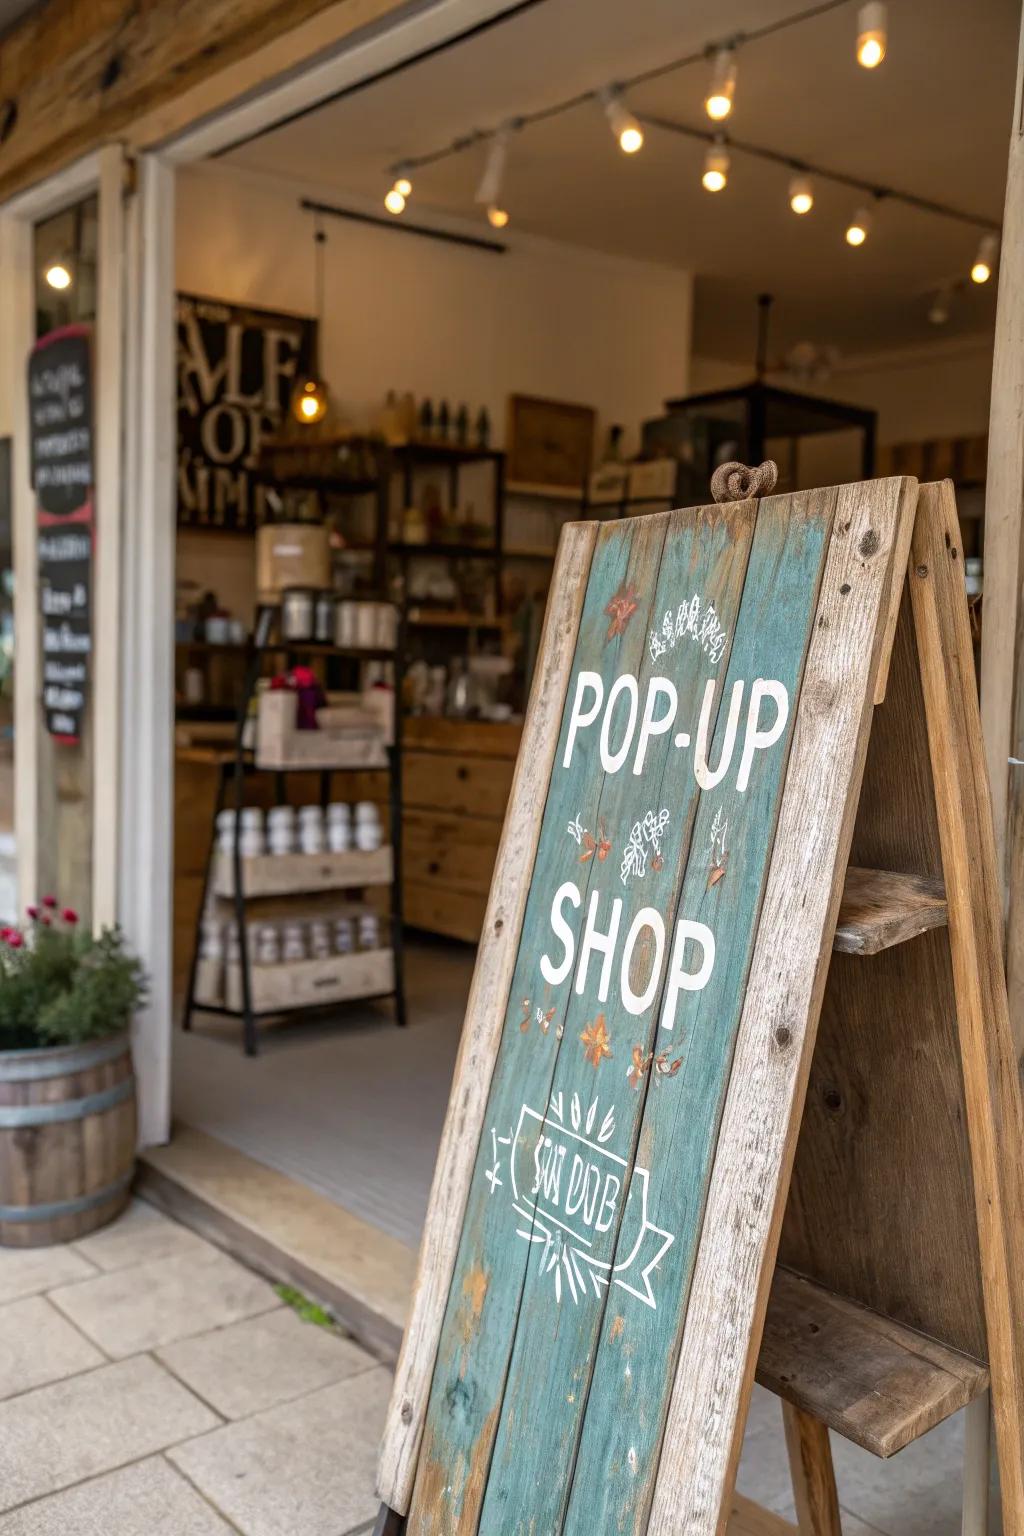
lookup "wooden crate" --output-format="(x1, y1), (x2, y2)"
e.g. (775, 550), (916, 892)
(225, 947), (394, 1013)
(213, 846), (392, 898)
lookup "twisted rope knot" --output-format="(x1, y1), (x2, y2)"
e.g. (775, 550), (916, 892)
(710, 460), (779, 503)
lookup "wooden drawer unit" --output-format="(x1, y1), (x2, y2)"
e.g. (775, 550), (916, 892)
(400, 720), (521, 942)
(403, 750), (514, 820)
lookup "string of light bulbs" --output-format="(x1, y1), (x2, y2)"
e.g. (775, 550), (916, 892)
(380, 0), (1001, 288)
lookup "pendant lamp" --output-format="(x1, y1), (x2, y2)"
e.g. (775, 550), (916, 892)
(291, 217), (329, 426)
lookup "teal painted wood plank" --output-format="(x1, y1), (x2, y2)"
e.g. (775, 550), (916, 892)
(561, 486), (837, 1536)
(409, 514), (669, 1533)
(476, 502), (758, 1536)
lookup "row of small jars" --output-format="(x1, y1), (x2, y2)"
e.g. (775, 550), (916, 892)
(201, 909), (382, 966)
(217, 802), (383, 857)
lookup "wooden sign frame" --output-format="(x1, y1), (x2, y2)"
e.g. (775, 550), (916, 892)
(376, 477), (1024, 1535)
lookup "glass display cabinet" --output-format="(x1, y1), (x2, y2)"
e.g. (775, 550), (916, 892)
(643, 381), (876, 506)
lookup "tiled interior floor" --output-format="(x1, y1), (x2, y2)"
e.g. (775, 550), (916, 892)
(0, 1198), (1002, 1533)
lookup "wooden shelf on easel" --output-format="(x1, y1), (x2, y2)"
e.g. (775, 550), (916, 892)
(758, 1267), (988, 1459)
(834, 866), (947, 955)
(212, 847), (393, 899)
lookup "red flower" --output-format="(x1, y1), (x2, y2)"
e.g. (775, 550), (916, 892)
(7, 932), (23, 948)
(26, 905), (38, 920)
(62, 907), (78, 925)
(0, 927), (11, 942)
(291, 666), (317, 689)
(42, 895), (57, 909)
(269, 675), (288, 691)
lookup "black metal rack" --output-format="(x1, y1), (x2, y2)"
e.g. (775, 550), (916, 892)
(181, 605), (405, 1056)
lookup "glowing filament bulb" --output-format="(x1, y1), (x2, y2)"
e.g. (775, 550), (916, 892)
(857, 2), (887, 67)
(705, 46), (737, 122)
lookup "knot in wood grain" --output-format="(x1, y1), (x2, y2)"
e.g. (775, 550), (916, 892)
(710, 460), (779, 503)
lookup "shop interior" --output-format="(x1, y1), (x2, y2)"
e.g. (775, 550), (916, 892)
(158, 0), (1011, 1250)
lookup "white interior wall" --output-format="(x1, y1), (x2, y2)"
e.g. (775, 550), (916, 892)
(175, 161), (695, 460)
(691, 334), (994, 447)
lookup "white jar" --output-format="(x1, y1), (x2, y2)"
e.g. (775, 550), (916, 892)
(327, 801), (351, 823)
(255, 925), (280, 965)
(334, 917), (354, 954)
(200, 919), (224, 961)
(268, 828), (295, 856)
(354, 801), (379, 826)
(282, 922), (306, 962)
(239, 828), (265, 858)
(309, 919), (332, 959)
(358, 913), (380, 950)
(327, 820), (352, 852)
(240, 807), (263, 830)
(299, 825), (325, 855)
(267, 805), (295, 829)
(297, 803), (323, 824)
(354, 822), (381, 852)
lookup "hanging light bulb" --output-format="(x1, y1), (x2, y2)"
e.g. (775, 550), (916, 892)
(702, 141), (730, 193)
(845, 205), (873, 246)
(44, 257), (72, 291)
(385, 165), (412, 216)
(971, 233), (999, 284)
(291, 221), (330, 427)
(476, 124), (514, 229)
(856, 2), (887, 68)
(705, 46), (737, 122)
(599, 86), (644, 154)
(788, 174), (814, 215)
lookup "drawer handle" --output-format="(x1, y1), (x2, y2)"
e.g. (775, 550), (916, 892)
(428, 860), (440, 875)
(456, 765), (469, 781)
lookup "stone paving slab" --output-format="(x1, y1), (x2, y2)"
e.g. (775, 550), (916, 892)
(0, 1295), (104, 1401)
(72, 1199), (211, 1273)
(49, 1245), (280, 1359)
(0, 1356), (219, 1513)
(0, 1456), (234, 1534)
(170, 1367), (392, 1536)
(158, 1303), (378, 1420)
(0, 1243), (96, 1306)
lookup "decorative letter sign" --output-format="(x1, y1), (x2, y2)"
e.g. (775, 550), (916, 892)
(400, 486), (906, 1535)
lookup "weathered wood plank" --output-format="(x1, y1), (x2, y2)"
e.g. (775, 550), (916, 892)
(833, 866), (946, 955)
(759, 1268), (988, 1458)
(782, 1402), (842, 1536)
(873, 475), (918, 707)
(408, 513), (671, 1532)
(646, 476), (916, 1536)
(376, 523), (596, 1512)
(782, 582), (986, 1362)
(909, 480), (1024, 1529)
(729, 1495), (797, 1536)
(0, 0), (407, 203)
(481, 497), (772, 1533)
(561, 490), (836, 1536)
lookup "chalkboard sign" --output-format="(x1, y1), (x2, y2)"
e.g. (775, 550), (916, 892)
(29, 326), (93, 743)
(177, 295), (316, 533)
(28, 325), (92, 519)
(379, 481), (919, 1534)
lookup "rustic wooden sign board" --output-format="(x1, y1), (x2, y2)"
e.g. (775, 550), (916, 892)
(377, 477), (1024, 1536)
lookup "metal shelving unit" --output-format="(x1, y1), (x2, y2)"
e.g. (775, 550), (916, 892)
(181, 606), (405, 1056)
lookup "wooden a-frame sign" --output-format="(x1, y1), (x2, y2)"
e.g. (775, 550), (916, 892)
(375, 475), (1024, 1536)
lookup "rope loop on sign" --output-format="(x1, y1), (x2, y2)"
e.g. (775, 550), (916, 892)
(710, 459), (779, 503)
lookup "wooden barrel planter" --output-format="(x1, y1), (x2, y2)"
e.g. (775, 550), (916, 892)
(0, 1032), (136, 1247)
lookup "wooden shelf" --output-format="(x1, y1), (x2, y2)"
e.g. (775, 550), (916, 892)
(213, 847), (393, 900)
(225, 946), (395, 1014)
(505, 479), (583, 502)
(835, 867), (947, 955)
(758, 1267), (988, 1458)
(406, 609), (506, 630)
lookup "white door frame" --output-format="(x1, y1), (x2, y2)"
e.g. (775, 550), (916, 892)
(0, 147), (125, 930)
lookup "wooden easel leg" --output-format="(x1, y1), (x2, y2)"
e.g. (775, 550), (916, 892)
(962, 1391), (992, 1536)
(372, 1504), (405, 1536)
(782, 1403), (842, 1536)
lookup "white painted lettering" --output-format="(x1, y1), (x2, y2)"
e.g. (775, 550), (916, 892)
(694, 678), (744, 790)
(620, 906), (666, 1015)
(659, 919), (717, 1031)
(599, 675), (639, 773)
(575, 889), (623, 1002)
(540, 881), (582, 986)
(563, 671), (604, 768)
(633, 677), (678, 775)
(737, 679), (789, 792)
